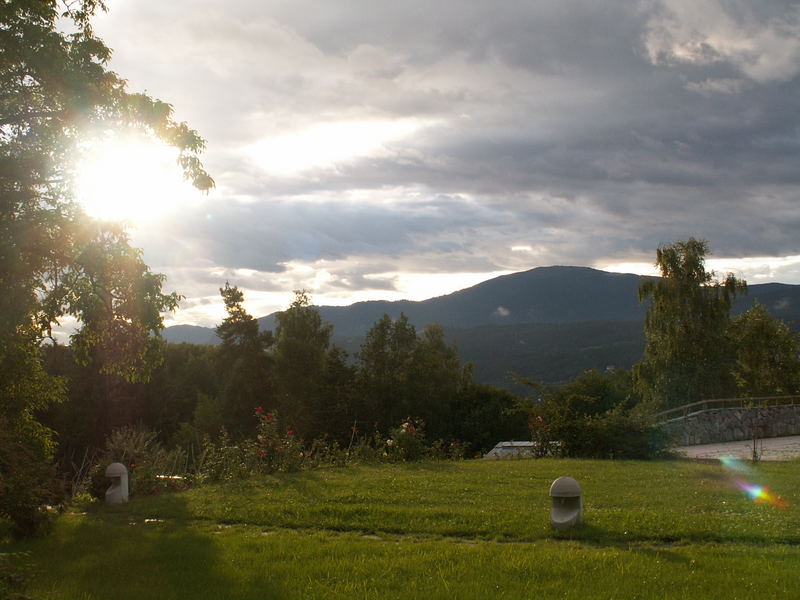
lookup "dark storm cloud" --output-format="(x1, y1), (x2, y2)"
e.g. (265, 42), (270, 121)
(97, 0), (800, 319)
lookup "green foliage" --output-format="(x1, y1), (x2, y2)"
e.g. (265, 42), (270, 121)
(273, 291), (333, 437)
(357, 315), (471, 438)
(0, 417), (63, 539)
(198, 410), (307, 482)
(728, 301), (800, 397)
(197, 429), (254, 483)
(192, 393), (226, 438)
(1, 0), (210, 535)
(635, 239), (745, 409)
(526, 369), (667, 459)
(67, 223), (182, 383)
(445, 384), (528, 456)
(0, 339), (64, 462)
(0, 552), (36, 600)
(253, 409), (305, 473)
(90, 425), (187, 498)
(357, 313), (419, 430)
(215, 283), (274, 436)
(314, 346), (359, 444)
(1, 0), (211, 383)
(386, 418), (427, 461)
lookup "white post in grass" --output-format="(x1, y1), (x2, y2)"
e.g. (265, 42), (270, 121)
(105, 462), (129, 504)
(549, 476), (583, 530)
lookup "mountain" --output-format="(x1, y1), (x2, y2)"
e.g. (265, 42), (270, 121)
(162, 324), (220, 345)
(163, 266), (800, 388)
(256, 266), (650, 336)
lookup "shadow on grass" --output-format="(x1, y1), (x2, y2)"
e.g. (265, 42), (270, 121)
(14, 493), (288, 599)
(547, 523), (693, 562)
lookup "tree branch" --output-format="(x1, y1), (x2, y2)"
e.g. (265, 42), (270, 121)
(0, 110), (64, 127)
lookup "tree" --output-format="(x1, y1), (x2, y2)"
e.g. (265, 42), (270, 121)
(67, 222), (182, 381)
(408, 324), (472, 440)
(525, 369), (665, 459)
(634, 239), (745, 409)
(1, 0), (213, 427)
(313, 346), (359, 443)
(215, 283), (274, 436)
(1, 1), (211, 534)
(272, 291), (332, 436)
(449, 384), (528, 456)
(728, 302), (800, 397)
(357, 313), (418, 431)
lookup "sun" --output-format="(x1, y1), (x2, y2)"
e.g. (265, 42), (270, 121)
(74, 132), (201, 223)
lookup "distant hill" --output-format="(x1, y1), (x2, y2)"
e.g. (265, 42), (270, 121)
(163, 266), (800, 388)
(256, 266), (650, 335)
(162, 324), (220, 346)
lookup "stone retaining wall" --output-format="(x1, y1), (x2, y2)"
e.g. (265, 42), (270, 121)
(659, 405), (800, 446)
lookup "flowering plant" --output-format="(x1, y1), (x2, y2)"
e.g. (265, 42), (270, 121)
(387, 418), (426, 461)
(252, 409), (304, 473)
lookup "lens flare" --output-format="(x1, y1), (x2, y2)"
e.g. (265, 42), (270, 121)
(732, 479), (788, 509)
(719, 456), (788, 509)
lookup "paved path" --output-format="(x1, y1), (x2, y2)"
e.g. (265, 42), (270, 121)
(673, 435), (800, 461)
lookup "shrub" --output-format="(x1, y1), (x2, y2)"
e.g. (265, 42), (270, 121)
(0, 552), (36, 600)
(343, 430), (388, 463)
(526, 370), (668, 460)
(428, 438), (467, 460)
(252, 408), (305, 474)
(197, 428), (253, 482)
(90, 425), (188, 498)
(0, 418), (63, 538)
(198, 409), (309, 482)
(387, 418), (427, 461)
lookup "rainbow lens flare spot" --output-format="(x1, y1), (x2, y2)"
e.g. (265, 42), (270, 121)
(719, 457), (788, 509)
(732, 477), (788, 509)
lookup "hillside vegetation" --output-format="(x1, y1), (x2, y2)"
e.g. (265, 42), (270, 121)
(164, 266), (800, 387)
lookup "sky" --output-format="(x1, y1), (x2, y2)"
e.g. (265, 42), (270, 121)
(78, 0), (800, 327)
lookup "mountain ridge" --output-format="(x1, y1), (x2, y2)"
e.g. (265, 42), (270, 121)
(163, 265), (800, 387)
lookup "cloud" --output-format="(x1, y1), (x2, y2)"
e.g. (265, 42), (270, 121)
(684, 77), (749, 95)
(87, 0), (800, 325)
(493, 306), (511, 318)
(643, 0), (800, 83)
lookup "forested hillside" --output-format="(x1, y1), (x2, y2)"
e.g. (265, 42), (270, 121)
(165, 266), (800, 387)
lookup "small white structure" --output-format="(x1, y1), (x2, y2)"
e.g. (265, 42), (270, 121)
(549, 476), (583, 530)
(483, 441), (537, 459)
(105, 462), (129, 505)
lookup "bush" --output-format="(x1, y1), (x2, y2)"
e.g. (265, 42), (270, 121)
(386, 418), (427, 461)
(89, 425), (188, 498)
(197, 409), (309, 482)
(0, 552), (36, 600)
(0, 418), (63, 538)
(197, 428), (253, 482)
(252, 408), (305, 473)
(526, 370), (669, 459)
(565, 408), (669, 459)
(428, 438), (467, 460)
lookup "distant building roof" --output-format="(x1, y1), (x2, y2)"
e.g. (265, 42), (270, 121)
(483, 441), (536, 459)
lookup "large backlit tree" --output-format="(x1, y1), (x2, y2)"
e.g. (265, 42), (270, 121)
(1, 1), (211, 535)
(634, 239), (745, 409)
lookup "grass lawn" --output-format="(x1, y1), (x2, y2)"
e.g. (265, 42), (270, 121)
(3, 458), (800, 599)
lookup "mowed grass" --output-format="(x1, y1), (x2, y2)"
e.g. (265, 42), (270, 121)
(5, 458), (800, 599)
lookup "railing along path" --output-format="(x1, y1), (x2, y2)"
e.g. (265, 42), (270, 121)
(653, 395), (800, 424)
